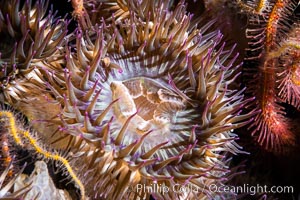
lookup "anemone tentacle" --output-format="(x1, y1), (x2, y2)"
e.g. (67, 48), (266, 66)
(0, 0), (68, 104)
(36, 2), (256, 199)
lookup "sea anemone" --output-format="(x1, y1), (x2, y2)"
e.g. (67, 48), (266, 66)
(0, 0), (68, 104)
(0, 0), (70, 146)
(80, 0), (174, 25)
(36, 1), (255, 199)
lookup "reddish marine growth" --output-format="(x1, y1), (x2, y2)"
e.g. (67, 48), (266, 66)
(243, 0), (300, 152)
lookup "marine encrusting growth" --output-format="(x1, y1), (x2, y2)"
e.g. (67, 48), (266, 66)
(241, 0), (300, 152)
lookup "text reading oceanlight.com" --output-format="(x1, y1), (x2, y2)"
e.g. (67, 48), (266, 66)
(131, 183), (294, 196)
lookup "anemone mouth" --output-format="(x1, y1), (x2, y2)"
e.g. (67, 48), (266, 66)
(110, 77), (186, 134)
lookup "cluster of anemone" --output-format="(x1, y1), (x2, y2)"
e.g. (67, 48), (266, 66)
(4, 0), (297, 199)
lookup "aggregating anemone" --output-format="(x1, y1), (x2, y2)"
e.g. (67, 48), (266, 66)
(1, 0), (299, 199)
(80, 0), (174, 24)
(41, 2), (255, 198)
(0, 0), (68, 104)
